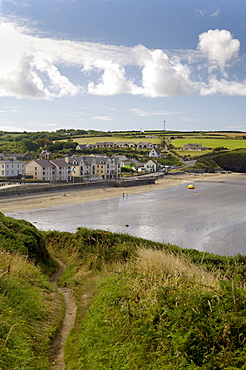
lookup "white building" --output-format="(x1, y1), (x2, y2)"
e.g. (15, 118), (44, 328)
(0, 160), (26, 178)
(149, 148), (162, 158)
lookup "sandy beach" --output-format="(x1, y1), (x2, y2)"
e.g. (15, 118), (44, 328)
(1, 172), (243, 214)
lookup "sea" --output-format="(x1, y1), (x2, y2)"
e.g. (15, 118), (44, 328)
(6, 176), (246, 256)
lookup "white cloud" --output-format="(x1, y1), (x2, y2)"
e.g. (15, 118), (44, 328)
(0, 21), (81, 99)
(0, 106), (18, 112)
(0, 20), (195, 99)
(0, 19), (245, 100)
(131, 108), (181, 117)
(195, 8), (207, 16)
(83, 59), (134, 96)
(136, 49), (194, 97)
(197, 29), (240, 70)
(92, 116), (115, 121)
(210, 8), (221, 17)
(200, 76), (246, 96)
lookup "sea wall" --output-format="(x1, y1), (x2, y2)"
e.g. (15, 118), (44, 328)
(0, 177), (156, 197)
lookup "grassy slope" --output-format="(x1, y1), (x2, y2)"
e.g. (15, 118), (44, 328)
(46, 228), (246, 370)
(0, 213), (63, 370)
(60, 136), (161, 145)
(2, 211), (246, 369)
(171, 137), (246, 150)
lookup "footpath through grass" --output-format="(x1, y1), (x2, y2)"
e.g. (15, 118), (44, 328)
(46, 228), (246, 370)
(2, 212), (246, 369)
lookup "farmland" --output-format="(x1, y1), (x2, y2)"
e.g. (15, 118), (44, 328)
(170, 137), (246, 150)
(62, 135), (161, 145)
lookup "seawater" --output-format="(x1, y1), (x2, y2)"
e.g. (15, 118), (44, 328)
(6, 178), (246, 256)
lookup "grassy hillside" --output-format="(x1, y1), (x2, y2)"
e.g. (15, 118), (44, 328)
(46, 228), (246, 370)
(2, 214), (246, 369)
(192, 149), (246, 173)
(213, 149), (246, 172)
(0, 213), (63, 370)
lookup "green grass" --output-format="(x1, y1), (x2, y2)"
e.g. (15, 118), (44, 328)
(171, 137), (246, 150)
(0, 213), (63, 369)
(0, 248), (63, 370)
(46, 228), (246, 370)
(60, 136), (161, 145)
(2, 215), (246, 369)
(177, 149), (211, 158)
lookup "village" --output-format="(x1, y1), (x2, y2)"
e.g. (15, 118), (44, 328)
(0, 140), (172, 183)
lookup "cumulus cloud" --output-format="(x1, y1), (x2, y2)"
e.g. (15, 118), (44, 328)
(200, 76), (246, 96)
(197, 29), (240, 70)
(0, 19), (195, 99)
(136, 49), (194, 97)
(0, 22), (81, 99)
(0, 19), (245, 100)
(82, 59), (134, 96)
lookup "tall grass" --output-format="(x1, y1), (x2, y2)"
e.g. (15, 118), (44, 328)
(0, 247), (63, 369)
(46, 228), (246, 369)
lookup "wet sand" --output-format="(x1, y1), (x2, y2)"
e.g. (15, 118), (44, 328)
(3, 172), (246, 256)
(0, 172), (239, 213)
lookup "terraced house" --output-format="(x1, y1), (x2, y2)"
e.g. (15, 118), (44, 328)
(65, 155), (121, 180)
(26, 159), (71, 181)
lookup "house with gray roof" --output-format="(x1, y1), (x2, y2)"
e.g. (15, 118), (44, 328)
(26, 159), (71, 181)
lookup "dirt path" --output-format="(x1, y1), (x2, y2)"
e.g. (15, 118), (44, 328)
(50, 258), (77, 370)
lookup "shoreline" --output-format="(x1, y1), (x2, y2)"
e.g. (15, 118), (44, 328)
(1, 172), (245, 214)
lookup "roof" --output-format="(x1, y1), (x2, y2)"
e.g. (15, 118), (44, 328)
(30, 160), (54, 167)
(50, 159), (70, 167)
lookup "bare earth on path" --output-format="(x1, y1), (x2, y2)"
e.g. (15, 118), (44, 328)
(50, 258), (77, 370)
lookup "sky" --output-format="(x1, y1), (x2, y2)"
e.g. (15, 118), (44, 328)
(0, 0), (246, 133)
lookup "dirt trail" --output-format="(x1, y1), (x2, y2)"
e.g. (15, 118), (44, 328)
(50, 258), (77, 370)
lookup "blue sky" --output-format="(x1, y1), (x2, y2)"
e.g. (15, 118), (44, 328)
(0, 0), (246, 132)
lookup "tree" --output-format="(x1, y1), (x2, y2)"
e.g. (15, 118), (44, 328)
(36, 138), (53, 148)
(19, 138), (39, 152)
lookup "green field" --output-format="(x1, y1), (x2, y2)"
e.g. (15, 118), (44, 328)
(175, 149), (211, 158)
(67, 136), (161, 145)
(171, 137), (246, 150)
